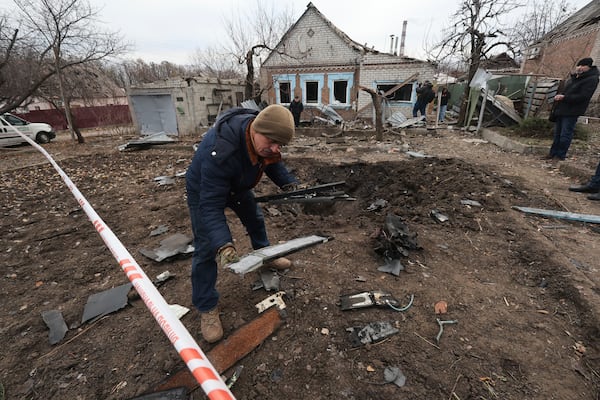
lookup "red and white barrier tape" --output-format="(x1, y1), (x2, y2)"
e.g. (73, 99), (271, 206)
(3, 123), (235, 400)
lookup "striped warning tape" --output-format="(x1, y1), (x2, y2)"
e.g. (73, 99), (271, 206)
(3, 121), (235, 400)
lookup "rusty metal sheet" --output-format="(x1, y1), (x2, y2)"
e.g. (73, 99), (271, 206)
(153, 307), (283, 393)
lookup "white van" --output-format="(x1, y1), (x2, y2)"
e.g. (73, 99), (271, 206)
(0, 113), (56, 147)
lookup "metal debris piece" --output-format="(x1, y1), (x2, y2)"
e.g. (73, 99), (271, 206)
(258, 269), (280, 291)
(367, 198), (388, 211)
(405, 151), (431, 158)
(386, 111), (408, 128)
(513, 206), (600, 224)
(81, 283), (133, 323)
(384, 366), (407, 387)
(377, 259), (404, 276)
(317, 103), (343, 124)
(154, 172), (186, 186)
(154, 176), (176, 186)
(227, 235), (331, 275)
(255, 291), (287, 313)
(386, 294), (415, 312)
(118, 132), (176, 151)
(435, 318), (458, 344)
(461, 199), (482, 207)
(226, 365), (244, 389)
(168, 304), (189, 319)
(155, 270), (174, 284)
(340, 290), (400, 311)
(153, 308), (282, 393)
(430, 209), (449, 223)
(373, 214), (421, 260)
(41, 310), (68, 345)
(395, 116), (426, 128)
(240, 99), (262, 111)
(150, 225), (169, 236)
(255, 181), (353, 204)
(139, 233), (193, 262)
(347, 321), (399, 347)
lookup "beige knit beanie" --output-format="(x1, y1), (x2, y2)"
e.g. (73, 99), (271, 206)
(252, 104), (295, 145)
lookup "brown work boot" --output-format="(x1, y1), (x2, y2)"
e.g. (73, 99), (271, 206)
(265, 257), (293, 270)
(200, 308), (223, 343)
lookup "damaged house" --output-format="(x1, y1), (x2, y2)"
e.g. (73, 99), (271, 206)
(259, 2), (435, 124)
(127, 76), (245, 136)
(520, 0), (600, 115)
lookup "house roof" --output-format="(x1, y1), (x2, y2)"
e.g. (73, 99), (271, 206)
(539, 1), (600, 42)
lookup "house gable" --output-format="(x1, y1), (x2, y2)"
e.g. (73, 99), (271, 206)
(263, 3), (367, 68)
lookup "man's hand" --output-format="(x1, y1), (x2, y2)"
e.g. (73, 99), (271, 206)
(217, 243), (239, 268)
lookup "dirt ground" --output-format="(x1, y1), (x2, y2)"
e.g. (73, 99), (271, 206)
(1, 123), (600, 400)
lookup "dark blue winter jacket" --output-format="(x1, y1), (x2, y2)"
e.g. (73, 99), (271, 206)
(186, 107), (297, 250)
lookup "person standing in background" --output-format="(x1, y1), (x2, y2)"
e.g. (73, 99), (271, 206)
(545, 57), (599, 161)
(289, 95), (304, 127)
(413, 81), (435, 119)
(438, 87), (451, 123)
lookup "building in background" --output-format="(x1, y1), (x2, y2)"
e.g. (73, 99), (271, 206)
(128, 76), (245, 136)
(260, 2), (436, 123)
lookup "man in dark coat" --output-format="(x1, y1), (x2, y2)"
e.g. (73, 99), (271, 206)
(412, 80), (435, 118)
(186, 104), (299, 343)
(546, 57), (599, 160)
(289, 95), (304, 127)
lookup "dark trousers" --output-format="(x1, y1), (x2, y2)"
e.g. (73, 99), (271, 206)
(412, 101), (426, 117)
(292, 112), (301, 127)
(550, 116), (578, 159)
(590, 160), (600, 188)
(187, 190), (269, 312)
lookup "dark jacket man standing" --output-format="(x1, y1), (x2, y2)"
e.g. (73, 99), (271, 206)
(289, 95), (304, 127)
(186, 105), (299, 343)
(547, 57), (599, 160)
(413, 81), (435, 118)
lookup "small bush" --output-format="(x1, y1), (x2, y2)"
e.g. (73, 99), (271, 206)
(511, 117), (553, 138)
(510, 117), (591, 141)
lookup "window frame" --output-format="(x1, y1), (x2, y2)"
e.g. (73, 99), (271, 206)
(272, 74), (297, 105)
(327, 72), (354, 108)
(375, 80), (417, 103)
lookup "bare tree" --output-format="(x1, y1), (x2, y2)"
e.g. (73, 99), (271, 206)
(13, 0), (127, 143)
(359, 86), (384, 140)
(222, 1), (295, 101)
(431, 0), (523, 125)
(0, 15), (60, 115)
(104, 59), (203, 88)
(509, 0), (575, 59)
(190, 46), (243, 80)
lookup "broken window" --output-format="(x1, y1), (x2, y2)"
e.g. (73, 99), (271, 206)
(306, 81), (319, 103)
(333, 81), (348, 103)
(377, 83), (412, 102)
(327, 72), (353, 106)
(279, 82), (291, 104)
(300, 73), (324, 104)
